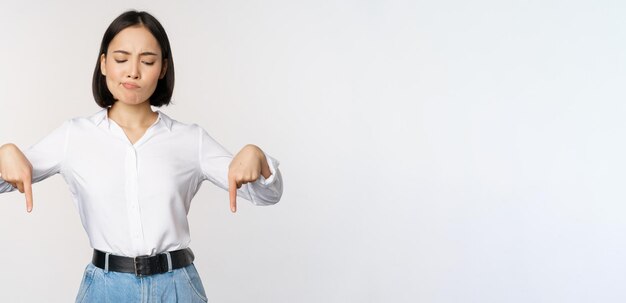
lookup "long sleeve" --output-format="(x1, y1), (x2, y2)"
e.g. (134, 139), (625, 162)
(0, 120), (71, 193)
(197, 126), (283, 205)
(0, 177), (15, 193)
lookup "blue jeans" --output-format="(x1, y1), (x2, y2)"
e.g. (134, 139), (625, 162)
(75, 262), (209, 303)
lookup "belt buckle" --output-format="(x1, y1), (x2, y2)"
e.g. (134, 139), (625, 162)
(134, 254), (151, 277)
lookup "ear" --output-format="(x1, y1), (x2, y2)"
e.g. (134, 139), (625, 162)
(100, 54), (107, 76)
(159, 59), (168, 79)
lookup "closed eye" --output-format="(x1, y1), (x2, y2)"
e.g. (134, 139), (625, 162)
(115, 59), (127, 63)
(143, 61), (155, 66)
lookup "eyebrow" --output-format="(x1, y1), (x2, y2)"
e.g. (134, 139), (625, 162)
(112, 50), (159, 56)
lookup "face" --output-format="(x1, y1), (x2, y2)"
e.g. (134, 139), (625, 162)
(100, 25), (167, 105)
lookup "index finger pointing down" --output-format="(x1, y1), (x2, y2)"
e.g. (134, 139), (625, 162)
(229, 177), (237, 213)
(24, 177), (33, 213)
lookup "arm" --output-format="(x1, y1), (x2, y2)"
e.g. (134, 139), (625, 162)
(228, 144), (283, 212)
(198, 127), (283, 212)
(0, 120), (71, 212)
(0, 143), (34, 211)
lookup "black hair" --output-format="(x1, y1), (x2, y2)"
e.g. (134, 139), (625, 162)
(92, 10), (175, 108)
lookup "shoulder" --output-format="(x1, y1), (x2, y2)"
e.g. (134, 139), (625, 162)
(158, 113), (220, 143)
(61, 108), (107, 127)
(156, 110), (204, 134)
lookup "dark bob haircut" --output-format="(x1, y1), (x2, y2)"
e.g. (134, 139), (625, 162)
(92, 10), (175, 108)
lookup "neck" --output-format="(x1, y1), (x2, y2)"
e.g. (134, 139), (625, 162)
(107, 101), (157, 128)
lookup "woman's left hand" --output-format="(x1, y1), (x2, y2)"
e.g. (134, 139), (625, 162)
(228, 144), (271, 213)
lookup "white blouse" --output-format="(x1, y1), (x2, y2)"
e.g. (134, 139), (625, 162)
(0, 108), (283, 257)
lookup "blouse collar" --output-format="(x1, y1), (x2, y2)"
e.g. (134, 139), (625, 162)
(91, 108), (173, 132)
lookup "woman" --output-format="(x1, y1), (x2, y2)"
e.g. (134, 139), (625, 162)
(0, 10), (283, 302)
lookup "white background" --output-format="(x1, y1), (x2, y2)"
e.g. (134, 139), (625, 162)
(0, 0), (625, 302)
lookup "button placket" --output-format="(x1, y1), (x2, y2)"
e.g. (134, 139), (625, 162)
(125, 146), (145, 251)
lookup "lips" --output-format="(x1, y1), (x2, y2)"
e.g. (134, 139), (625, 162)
(122, 82), (140, 89)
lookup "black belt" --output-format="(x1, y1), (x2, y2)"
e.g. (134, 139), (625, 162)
(92, 248), (195, 277)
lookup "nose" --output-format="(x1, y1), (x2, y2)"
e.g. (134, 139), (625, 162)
(126, 61), (140, 79)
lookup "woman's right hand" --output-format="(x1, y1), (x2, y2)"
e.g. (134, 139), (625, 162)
(0, 144), (33, 212)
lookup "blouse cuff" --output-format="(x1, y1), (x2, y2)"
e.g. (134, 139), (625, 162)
(0, 175), (17, 193)
(256, 152), (280, 187)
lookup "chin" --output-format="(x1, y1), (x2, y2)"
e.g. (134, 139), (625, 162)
(115, 96), (150, 106)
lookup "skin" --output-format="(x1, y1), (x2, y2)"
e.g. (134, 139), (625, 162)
(0, 25), (271, 213)
(0, 144), (33, 212)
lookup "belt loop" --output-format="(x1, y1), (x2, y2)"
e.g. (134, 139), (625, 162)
(164, 251), (173, 273)
(104, 252), (111, 273)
